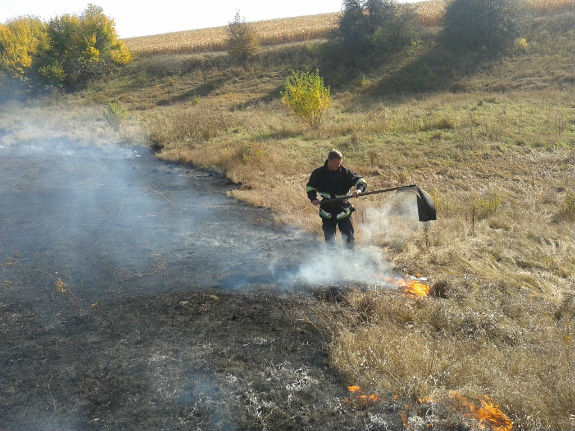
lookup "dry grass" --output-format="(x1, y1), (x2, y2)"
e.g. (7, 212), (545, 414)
(138, 84), (574, 429)
(314, 288), (574, 430)
(524, 0), (575, 13)
(413, 0), (448, 27)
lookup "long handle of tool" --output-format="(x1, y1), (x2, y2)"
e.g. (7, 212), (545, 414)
(321, 184), (417, 203)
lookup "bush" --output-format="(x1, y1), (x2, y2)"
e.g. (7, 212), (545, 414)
(38, 62), (66, 88)
(0, 4), (131, 93)
(226, 12), (260, 64)
(0, 17), (48, 79)
(281, 70), (331, 128)
(443, 0), (524, 54)
(337, 0), (422, 69)
(104, 101), (127, 130)
(45, 5), (132, 88)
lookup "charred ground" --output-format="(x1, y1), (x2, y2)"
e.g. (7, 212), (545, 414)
(0, 139), (412, 430)
(2, 288), (408, 430)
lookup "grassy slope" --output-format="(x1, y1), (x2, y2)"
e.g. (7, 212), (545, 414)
(3, 5), (572, 430)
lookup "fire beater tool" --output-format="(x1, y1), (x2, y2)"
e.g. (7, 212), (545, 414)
(322, 184), (436, 222)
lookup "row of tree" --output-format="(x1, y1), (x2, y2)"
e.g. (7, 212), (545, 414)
(0, 4), (131, 95)
(228, 0), (524, 67)
(1, 0), (524, 97)
(279, 0), (524, 128)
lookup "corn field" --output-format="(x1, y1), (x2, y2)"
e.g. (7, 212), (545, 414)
(123, 0), (573, 55)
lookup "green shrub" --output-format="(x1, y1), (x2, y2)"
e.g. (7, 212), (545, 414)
(104, 101), (127, 130)
(473, 195), (502, 219)
(37, 62), (66, 88)
(337, 0), (422, 69)
(443, 0), (524, 54)
(281, 70), (331, 128)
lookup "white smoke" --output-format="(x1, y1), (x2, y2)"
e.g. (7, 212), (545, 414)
(271, 191), (423, 288)
(289, 244), (392, 285)
(361, 192), (421, 247)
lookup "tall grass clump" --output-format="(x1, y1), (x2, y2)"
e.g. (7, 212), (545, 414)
(104, 101), (127, 130)
(144, 105), (234, 154)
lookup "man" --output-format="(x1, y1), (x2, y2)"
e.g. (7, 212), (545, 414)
(306, 149), (367, 248)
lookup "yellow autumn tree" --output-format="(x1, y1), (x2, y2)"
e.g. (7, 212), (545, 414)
(44, 4), (132, 87)
(0, 4), (131, 91)
(0, 17), (47, 79)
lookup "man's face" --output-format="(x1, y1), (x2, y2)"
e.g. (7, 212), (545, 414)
(327, 158), (342, 171)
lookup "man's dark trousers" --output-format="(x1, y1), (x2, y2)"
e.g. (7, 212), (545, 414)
(322, 216), (355, 249)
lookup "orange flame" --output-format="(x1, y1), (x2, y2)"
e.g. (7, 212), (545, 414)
(449, 391), (513, 431)
(397, 278), (431, 298)
(343, 385), (381, 407)
(374, 273), (432, 297)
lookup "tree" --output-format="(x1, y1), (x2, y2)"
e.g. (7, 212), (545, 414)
(44, 4), (132, 88)
(281, 70), (331, 128)
(337, 0), (421, 69)
(226, 11), (260, 64)
(443, 0), (523, 54)
(0, 17), (47, 79)
(0, 4), (132, 93)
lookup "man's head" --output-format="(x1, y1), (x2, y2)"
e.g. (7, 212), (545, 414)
(327, 149), (342, 171)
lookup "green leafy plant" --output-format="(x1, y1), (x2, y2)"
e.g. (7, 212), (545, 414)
(281, 69), (331, 128)
(104, 101), (127, 130)
(473, 195), (502, 220)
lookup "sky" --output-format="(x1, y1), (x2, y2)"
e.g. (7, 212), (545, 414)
(1, 0), (419, 39)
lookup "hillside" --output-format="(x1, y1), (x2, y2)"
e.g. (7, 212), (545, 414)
(1, 2), (574, 429)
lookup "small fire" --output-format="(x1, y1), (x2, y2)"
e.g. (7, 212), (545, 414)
(397, 278), (431, 298)
(343, 385), (381, 407)
(375, 273), (432, 298)
(449, 391), (513, 431)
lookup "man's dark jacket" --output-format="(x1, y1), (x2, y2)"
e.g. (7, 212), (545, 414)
(306, 161), (367, 220)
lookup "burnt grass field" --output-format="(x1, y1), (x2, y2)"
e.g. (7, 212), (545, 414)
(0, 139), (416, 430)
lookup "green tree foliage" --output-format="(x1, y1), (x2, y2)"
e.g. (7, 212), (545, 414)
(281, 70), (331, 128)
(337, 0), (421, 69)
(443, 0), (524, 54)
(226, 11), (260, 64)
(0, 4), (131, 94)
